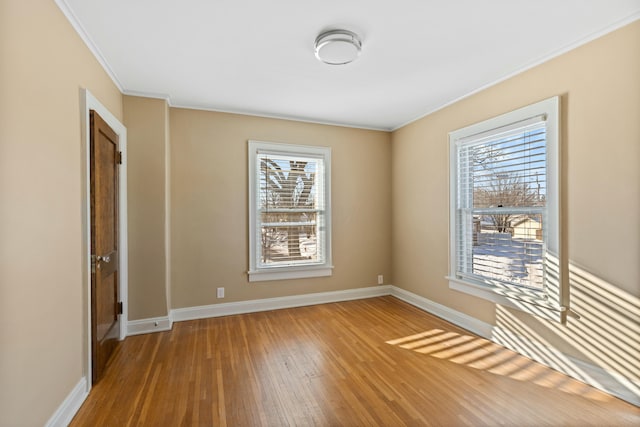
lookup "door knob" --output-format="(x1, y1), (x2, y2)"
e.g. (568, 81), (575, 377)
(97, 255), (111, 263)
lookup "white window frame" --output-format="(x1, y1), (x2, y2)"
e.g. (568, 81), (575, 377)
(248, 140), (333, 282)
(447, 97), (566, 321)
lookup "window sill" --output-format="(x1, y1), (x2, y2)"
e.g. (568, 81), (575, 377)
(249, 265), (333, 282)
(446, 276), (567, 323)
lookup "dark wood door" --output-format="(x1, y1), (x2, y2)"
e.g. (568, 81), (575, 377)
(90, 110), (121, 384)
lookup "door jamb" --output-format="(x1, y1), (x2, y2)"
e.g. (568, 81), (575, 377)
(81, 89), (128, 392)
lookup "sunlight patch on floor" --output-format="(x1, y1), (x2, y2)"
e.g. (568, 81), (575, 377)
(386, 327), (612, 402)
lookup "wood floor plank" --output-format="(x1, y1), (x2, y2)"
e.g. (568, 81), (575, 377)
(71, 296), (640, 426)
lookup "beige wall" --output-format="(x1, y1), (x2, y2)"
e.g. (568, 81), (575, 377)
(392, 21), (639, 390)
(0, 1), (123, 426)
(170, 109), (392, 308)
(123, 96), (170, 320)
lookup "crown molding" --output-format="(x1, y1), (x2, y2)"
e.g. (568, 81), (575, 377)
(168, 102), (391, 132)
(54, 0), (124, 92)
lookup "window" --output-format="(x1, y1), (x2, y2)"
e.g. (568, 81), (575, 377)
(448, 97), (565, 321)
(248, 140), (332, 282)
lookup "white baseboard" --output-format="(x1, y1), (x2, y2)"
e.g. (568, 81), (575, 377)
(127, 316), (172, 336)
(390, 286), (494, 337)
(490, 324), (640, 406)
(390, 286), (639, 407)
(171, 285), (392, 322)
(45, 377), (88, 427)
(566, 354), (640, 406)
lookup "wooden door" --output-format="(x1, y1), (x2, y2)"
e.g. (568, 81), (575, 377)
(90, 110), (121, 384)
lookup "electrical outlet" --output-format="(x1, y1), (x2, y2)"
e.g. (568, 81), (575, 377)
(377, 275), (384, 285)
(217, 287), (225, 298)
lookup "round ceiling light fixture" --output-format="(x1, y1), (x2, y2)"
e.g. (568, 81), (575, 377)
(314, 29), (362, 65)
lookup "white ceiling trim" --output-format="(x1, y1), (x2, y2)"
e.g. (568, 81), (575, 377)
(119, 90), (389, 131)
(55, 0), (124, 92)
(122, 89), (172, 103)
(391, 11), (640, 132)
(168, 102), (390, 132)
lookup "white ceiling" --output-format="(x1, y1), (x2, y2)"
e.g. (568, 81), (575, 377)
(60, 0), (640, 130)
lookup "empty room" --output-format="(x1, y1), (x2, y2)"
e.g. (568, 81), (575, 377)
(1, 0), (639, 426)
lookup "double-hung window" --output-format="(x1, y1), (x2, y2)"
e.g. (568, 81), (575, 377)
(448, 97), (565, 321)
(248, 140), (332, 282)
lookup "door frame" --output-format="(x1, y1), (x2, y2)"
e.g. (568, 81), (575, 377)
(81, 89), (128, 392)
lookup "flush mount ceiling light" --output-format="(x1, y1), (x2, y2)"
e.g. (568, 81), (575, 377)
(314, 29), (362, 65)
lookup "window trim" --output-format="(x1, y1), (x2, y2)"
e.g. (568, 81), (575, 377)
(248, 140), (333, 282)
(447, 96), (565, 321)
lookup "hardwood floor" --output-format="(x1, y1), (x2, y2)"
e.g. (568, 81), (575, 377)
(71, 296), (640, 426)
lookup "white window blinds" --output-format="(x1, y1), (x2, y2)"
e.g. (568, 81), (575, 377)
(257, 151), (326, 267)
(455, 117), (547, 290)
